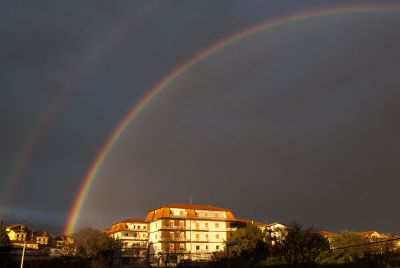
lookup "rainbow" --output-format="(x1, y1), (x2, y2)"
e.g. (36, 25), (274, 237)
(64, 3), (400, 235)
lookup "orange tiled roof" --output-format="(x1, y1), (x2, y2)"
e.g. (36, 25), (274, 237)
(121, 219), (146, 223)
(320, 231), (337, 237)
(236, 219), (266, 227)
(145, 203), (236, 222)
(6, 223), (26, 230)
(163, 203), (231, 211)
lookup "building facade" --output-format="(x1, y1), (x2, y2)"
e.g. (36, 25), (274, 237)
(145, 204), (238, 264)
(34, 231), (53, 246)
(6, 224), (32, 242)
(106, 219), (149, 264)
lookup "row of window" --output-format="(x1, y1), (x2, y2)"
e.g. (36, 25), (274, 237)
(121, 232), (147, 238)
(158, 221), (222, 229)
(170, 210), (225, 219)
(195, 245), (220, 251)
(154, 233), (222, 240)
(127, 224), (147, 230)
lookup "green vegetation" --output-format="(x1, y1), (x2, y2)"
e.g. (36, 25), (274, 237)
(228, 223), (269, 265)
(74, 227), (115, 267)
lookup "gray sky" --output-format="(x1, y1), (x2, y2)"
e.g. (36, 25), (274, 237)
(1, 1), (399, 234)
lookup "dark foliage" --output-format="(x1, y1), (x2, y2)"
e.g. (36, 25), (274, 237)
(276, 224), (329, 268)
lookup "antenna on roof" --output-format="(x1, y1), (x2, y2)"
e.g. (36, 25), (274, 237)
(190, 196), (193, 204)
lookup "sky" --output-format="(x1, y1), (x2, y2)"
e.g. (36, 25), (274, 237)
(1, 1), (400, 234)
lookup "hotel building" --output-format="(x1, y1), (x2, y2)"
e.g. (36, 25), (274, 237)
(145, 203), (238, 264)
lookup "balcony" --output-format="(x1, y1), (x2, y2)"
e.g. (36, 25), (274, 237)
(159, 237), (189, 242)
(160, 225), (185, 230)
(117, 236), (148, 241)
(193, 238), (209, 242)
(164, 214), (227, 221)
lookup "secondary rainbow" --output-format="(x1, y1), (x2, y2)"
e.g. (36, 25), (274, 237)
(0, 18), (135, 209)
(64, 3), (400, 235)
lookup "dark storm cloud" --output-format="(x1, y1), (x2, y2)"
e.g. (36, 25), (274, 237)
(84, 11), (400, 232)
(1, 0), (399, 233)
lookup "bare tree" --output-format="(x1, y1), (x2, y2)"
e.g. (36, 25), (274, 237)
(277, 223), (329, 268)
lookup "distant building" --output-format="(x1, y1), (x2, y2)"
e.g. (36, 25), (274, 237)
(54, 235), (75, 255)
(145, 203), (237, 264)
(357, 230), (384, 240)
(266, 222), (290, 245)
(106, 219), (148, 265)
(6, 223), (32, 242)
(33, 231), (54, 247)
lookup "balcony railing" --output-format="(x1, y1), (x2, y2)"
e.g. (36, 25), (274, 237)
(159, 237), (189, 242)
(117, 236), (148, 241)
(193, 238), (209, 242)
(165, 214), (227, 220)
(160, 225), (185, 230)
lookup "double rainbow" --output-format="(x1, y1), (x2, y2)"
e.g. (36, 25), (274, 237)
(59, 3), (400, 235)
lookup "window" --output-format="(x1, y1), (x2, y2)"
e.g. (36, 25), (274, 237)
(216, 234), (219, 239)
(196, 245), (200, 251)
(216, 245), (220, 250)
(196, 223), (200, 229)
(196, 234), (200, 239)
(215, 223), (219, 228)
(180, 211), (184, 216)
(205, 222), (208, 228)
(206, 245), (209, 250)
(138, 226), (141, 229)
(205, 234), (209, 239)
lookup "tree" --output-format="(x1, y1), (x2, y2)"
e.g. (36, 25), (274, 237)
(74, 227), (114, 267)
(0, 221), (11, 268)
(228, 223), (269, 265)
(277, 223), (329, 268)
(330, 231), (370, 262)
(0, 221), (10, 246)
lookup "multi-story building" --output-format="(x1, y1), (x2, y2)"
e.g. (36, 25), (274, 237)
(145, 203), (237, 264)
(6, 224), (32, 242)
(34, 231), (54, 247)
(106, 219), (148, 264)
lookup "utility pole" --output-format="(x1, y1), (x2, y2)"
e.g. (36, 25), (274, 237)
(20, 240), (26, 268)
